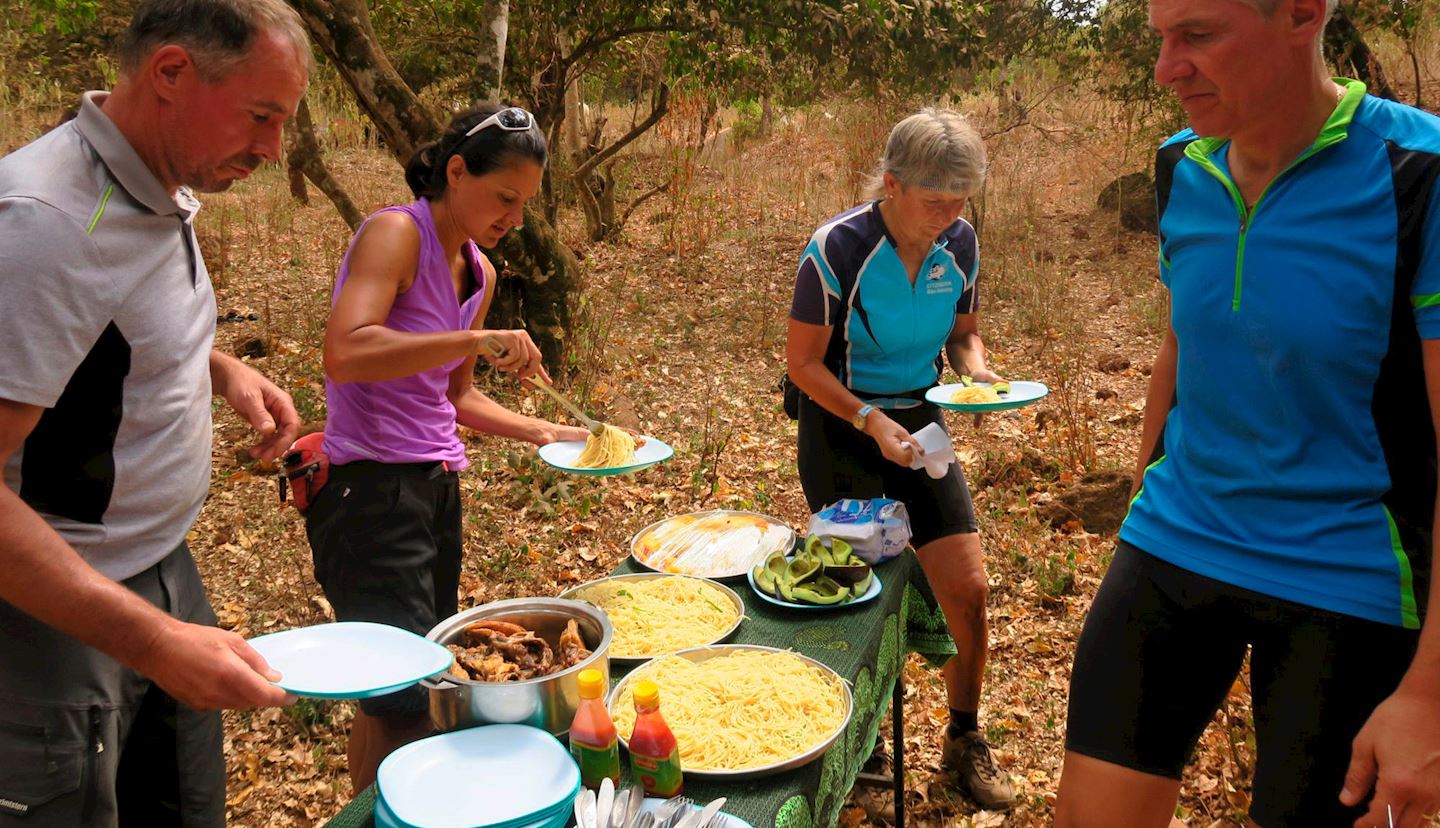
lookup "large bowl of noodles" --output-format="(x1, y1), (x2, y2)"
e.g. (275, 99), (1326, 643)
(606, 644), (853, 779)
(558, 573), (744, 663)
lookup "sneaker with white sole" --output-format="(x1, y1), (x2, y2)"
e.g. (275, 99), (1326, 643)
(942, 729), (1016, 811)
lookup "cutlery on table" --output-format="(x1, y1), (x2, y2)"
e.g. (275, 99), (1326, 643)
(654, 795), (693, 828)
(573, 788), (596, 828)
(594, 777), (615, 828)
(696, 797), (728, 828)
(615, 783), (644, 828)
(674, 797), (726, 828)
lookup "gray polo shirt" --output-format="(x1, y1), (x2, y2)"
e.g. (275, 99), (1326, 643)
(0, 91), (217, 581)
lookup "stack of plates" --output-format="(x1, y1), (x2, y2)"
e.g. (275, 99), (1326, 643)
(375, 725), (580, 828)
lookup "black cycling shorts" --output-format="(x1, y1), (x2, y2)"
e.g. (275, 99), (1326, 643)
(796, 393), (977, 547)
(305, 460), (462, 717)
(1066, 540), (1420, 827)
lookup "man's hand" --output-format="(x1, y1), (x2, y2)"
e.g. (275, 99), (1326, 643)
(1341, 683), (1440, 827)
(132, 618), (294, 710)
(864, 410), (918, 467)
(211, 351), (300, 462)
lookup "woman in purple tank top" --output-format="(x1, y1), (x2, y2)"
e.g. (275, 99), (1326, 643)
(303, 105), (589, 789)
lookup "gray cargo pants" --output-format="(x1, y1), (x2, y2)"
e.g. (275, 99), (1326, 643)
(0, 543), (224, 827)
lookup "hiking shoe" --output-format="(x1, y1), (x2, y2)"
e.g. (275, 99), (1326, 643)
(942, 730), (1015, 810)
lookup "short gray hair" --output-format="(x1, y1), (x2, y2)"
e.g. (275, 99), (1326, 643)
(863, 108), (987, 200)
(1237, 0), (1338, 24)
(119, 0), (311, 83)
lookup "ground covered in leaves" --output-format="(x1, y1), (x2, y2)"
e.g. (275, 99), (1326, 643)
(189, 89), (1320, 828)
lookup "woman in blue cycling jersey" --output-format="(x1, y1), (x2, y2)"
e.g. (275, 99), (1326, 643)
(786, 107), (1013, 810)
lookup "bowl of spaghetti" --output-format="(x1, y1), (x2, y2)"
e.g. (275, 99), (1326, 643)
(607, 645), (853, 779)
(558, 574), (744, 663)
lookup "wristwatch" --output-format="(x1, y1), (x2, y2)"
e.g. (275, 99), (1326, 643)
(851, 403), (876, 430)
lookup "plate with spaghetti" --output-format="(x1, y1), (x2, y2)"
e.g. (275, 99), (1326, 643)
(630, 510), (797, 579)
(536, 433), (673, 476)
(607, 645), (853, 779)
(925, 379), (1049, 413)
(557, 573), (744, 663)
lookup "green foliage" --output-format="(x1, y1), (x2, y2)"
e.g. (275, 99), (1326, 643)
(12, 0), (102, 34)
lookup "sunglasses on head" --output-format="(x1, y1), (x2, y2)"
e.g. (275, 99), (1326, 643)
(463, 107), (534, 138)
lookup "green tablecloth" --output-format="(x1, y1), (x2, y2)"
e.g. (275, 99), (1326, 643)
(322, 550), (954, 828)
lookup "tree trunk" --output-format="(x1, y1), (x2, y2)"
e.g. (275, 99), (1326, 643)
(286, 0), (441, 161)
(466, 0), (508, 104)
(573, 83), (669, 241)
(287, 0), (578, 370)
(532, 35), (571, 225)
(286, 96), (365, 231)
(491, 206), (581, 370)
(562, 65), (587, 160)
(1325, 7), (1398, 101)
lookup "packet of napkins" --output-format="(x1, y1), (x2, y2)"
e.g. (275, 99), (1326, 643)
(903, 422), (957, 479)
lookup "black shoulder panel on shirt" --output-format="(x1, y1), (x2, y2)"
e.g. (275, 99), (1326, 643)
(1375, 141), (1440, 616)
(21, 321), (130, 525)
(1154, 139), (1197, 247)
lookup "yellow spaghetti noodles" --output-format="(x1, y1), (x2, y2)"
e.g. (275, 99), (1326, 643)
(572, 577), (739, 658)
(949, 386), (1001, 404)
(611, 650), (849, 771)
(574, 424), (637, 468)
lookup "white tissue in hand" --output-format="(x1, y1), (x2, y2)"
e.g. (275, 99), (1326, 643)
(907, 422), (956, 478)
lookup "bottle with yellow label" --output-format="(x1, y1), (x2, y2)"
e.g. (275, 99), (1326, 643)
(626, 680), (683, 797)
(569, 669), (620, 790)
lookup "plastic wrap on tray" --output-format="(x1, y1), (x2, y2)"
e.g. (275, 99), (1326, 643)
(632, 511), (795, 578)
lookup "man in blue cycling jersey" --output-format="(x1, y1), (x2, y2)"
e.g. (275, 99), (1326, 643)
(1055, 0), (1440, 826)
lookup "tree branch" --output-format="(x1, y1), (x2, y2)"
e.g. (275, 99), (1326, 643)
(571, 82), (669, 182)
(620, 181), (669, 228)
(285, 95), (364, 230)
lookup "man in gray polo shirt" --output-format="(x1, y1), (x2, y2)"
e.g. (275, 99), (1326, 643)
(0, 1), (309, 824)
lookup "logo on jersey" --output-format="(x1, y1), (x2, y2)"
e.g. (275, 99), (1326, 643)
(926, 264), (946, 281)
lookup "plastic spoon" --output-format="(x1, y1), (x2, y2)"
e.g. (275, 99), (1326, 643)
(574, 788), (597, 828)
(595, 777), (615, 828)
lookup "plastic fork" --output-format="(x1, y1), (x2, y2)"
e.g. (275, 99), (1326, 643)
(654, 795), (693, 828)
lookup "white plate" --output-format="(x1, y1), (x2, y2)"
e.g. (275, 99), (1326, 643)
(746, 560), (882, 611)
(248, 622), (453, 700)
(377, 725), (579, 828)
(630, 510), (797, 579)
(925, 380), (1049, 412)
(536, 435), (673, 476)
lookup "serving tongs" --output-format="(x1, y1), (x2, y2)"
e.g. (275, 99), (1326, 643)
(481, 335), (604, 436)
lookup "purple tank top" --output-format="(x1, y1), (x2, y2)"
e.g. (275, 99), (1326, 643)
(322, 199), (486, 469)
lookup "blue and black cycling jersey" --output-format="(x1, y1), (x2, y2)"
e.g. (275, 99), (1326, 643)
(789, 201), (979, 403)
(1122, 79), (1440, 628)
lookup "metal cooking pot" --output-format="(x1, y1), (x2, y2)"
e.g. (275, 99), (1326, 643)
(422, 598), (612, 736)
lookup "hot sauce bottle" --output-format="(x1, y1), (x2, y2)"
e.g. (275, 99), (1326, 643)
(569, 668), (621, 790)
(626, 680), (683, 797)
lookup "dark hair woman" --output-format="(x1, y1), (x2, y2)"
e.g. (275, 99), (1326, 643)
(305, 105), (591, 789)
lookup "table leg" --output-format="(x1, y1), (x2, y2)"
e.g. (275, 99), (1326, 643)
(852, 674), (905, 828)
(890, 675), (904, 828)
